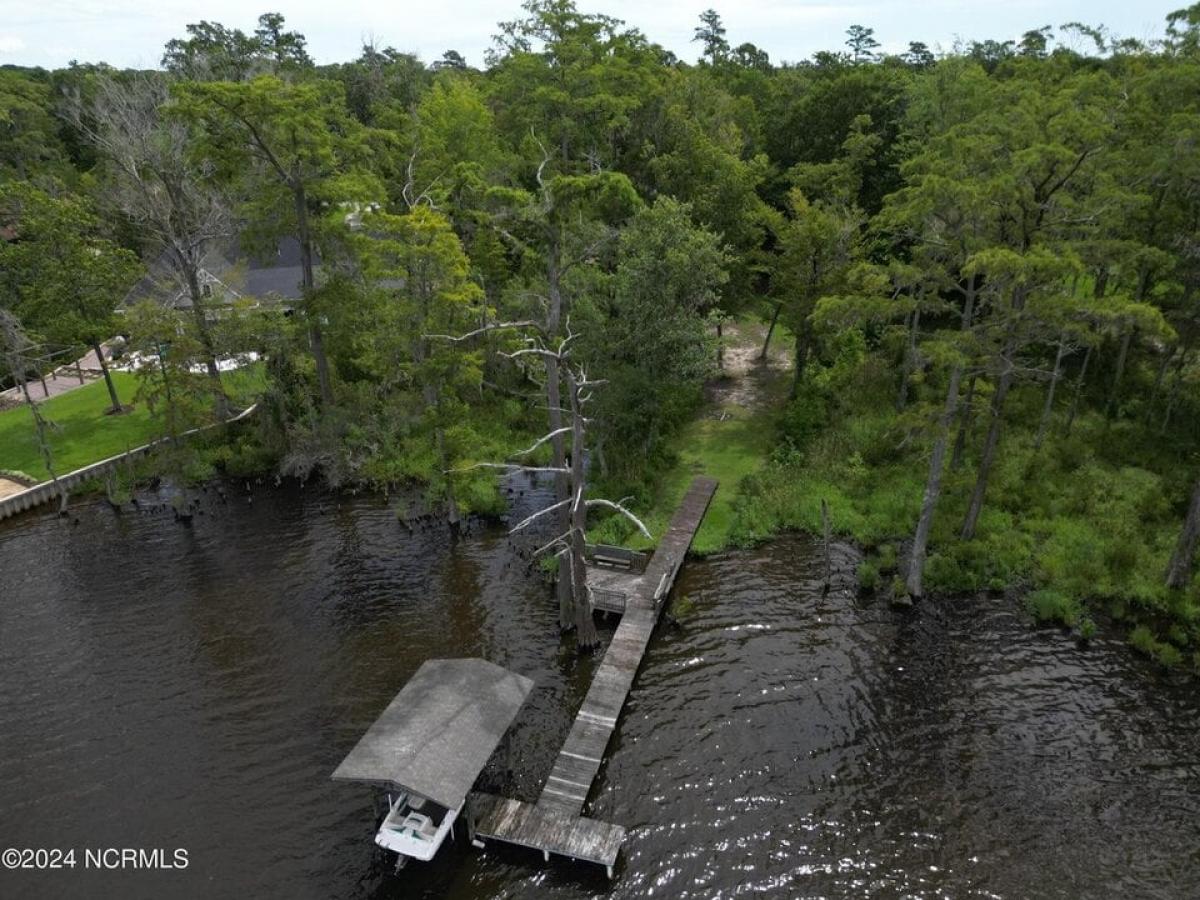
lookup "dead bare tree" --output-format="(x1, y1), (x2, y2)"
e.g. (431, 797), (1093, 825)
(66, 73), (235, 418)
(483, 137), (630, 629)
(440, 320), (650, 649)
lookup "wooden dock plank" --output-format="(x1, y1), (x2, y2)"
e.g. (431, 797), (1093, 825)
(471, 793), (627, 867)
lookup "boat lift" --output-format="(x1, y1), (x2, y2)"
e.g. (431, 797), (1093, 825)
(332, 658), (533, 870)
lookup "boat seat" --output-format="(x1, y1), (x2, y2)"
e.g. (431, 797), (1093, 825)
(403, 812), (434, 835)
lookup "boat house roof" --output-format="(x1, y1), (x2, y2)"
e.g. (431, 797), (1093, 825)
(331, 658), (534, 810)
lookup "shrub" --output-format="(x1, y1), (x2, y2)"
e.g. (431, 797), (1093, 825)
(778, 384), (828, 453)
(924, 552), (970, 592)
(1156, 643), (1184, 667)
(1129, 624), (1184, 667)
(857, 561), (880, 591)
(1129, 624), (1156, 656)
(1024, 589), (1081, 627)
(877, 542), (898, 572)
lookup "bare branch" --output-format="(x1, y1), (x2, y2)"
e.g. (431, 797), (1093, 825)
(533, 530), (572, 557)
(512, 426), (573, 457)
(426, 320), (544, 343)
(448, 462), (570, 475)
(585, 498), (652, 538)
(509, 498), (571, 534)
(531, 129), (551, 189)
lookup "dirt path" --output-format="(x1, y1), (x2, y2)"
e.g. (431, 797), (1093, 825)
(707, 318), (792, 415)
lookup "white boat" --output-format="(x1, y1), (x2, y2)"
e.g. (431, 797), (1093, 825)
(375, 792), (459, 862)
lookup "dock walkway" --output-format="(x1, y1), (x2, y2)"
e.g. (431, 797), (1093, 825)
(471, 476), (718, 876)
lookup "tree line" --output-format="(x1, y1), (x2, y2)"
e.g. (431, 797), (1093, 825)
(2, 2), (1200, 653)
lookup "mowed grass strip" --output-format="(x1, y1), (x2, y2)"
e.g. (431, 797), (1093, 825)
(0, 366), (265, 480)
(0, 374), (159, 479)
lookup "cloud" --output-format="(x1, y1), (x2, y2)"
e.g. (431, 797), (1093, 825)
(0, 35), (27, 54)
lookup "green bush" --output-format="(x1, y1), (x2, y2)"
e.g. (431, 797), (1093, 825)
(924, 552), (966, 592)
(1129, 624), (1184, 667)
(877, 542), (898, 572)
(1129, 624), (1156, 655)
(857, 560), (880, 590)
(1024, 589), (1081, 627)
(778, 384), (828, 452)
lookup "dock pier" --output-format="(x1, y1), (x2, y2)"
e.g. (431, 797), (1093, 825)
(470, 476), (718, 877)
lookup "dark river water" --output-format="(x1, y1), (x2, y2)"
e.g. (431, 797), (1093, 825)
(1, 481), (1199, 900)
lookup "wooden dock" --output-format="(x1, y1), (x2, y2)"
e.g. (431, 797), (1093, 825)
(470, 476), (718, 877)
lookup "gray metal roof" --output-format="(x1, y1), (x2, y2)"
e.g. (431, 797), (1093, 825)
(122, 236), (313, 310)
(331, 658), (534, 809)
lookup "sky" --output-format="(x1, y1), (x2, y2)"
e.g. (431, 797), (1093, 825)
(0, 0), (1183, 71)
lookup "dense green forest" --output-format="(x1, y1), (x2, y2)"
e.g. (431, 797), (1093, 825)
(3, 3), (1200, 662)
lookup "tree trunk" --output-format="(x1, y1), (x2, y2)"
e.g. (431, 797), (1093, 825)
(961, 282), (1024, 540)
(1065, 344), (1092, 437)
(1166, 477), (1200, 590)
(438, 425), (459, 528)
(294, 180), (333, 407)
(93, 340), (122, 413)
(790, 322), (812, 399)
(16, 364), (64, 504)
(908, 278), (977, 595)
(960, 369), (1010, 540)
(716, 319), (725, 369)
(1161, 343), (1190, 435)
(1104, 328), (1132, 420)
(760, 303), (782, 360)
(157, 341), (180, 442)
(1034, 330), (1068, 450)
(951, 374), (977, 471)
(907, 365), (963, 597)
(567, 370), (598, 649)
(424, 384), (459, 529)
(896, 308), (920, 412)
(545, 240), (573, 632)
(184, 265), (231, 419)
(1148, 345), (1175, 415)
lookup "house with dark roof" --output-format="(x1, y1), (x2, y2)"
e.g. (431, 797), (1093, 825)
(122, 236), (315, 312)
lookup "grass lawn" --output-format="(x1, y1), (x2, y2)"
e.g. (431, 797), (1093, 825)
(625, 403), (779, 554)
(0, 366), (264, 481)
